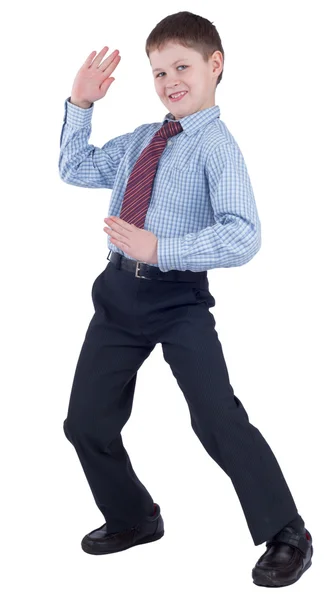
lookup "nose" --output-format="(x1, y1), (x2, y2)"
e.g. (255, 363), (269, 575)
(163, 76), (183, 88)
(165, 82), (183, 94)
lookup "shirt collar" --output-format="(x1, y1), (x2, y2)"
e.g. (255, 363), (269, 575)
(162, 105), (220, 136)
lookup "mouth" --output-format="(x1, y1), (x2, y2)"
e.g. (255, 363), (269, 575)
(168, 91), (188, 102)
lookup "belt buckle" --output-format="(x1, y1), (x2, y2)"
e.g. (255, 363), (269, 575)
(135, 261), (151, 279)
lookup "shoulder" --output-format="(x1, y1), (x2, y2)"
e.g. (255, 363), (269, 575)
(201, 120), (246, 172)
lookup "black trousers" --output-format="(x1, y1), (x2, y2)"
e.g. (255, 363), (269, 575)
(63, 253), (300, 545)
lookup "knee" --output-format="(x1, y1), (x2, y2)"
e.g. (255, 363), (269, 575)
(63, 417), (72, 442)
(63, 417), (83, 442)
(63, 416), (97, 444)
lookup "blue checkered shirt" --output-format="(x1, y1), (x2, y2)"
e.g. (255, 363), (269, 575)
(59, 97), (261, 272)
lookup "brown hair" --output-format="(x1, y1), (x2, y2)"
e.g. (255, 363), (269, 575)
(145, 11), (224, 88)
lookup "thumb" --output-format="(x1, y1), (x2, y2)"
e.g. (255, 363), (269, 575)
(103, 77), (115, 92)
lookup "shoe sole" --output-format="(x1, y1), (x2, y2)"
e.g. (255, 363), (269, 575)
(81, 529), (164, 555)
(253, 547), (313, 587)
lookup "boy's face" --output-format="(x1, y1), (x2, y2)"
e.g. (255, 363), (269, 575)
(149, 42), (223, 120)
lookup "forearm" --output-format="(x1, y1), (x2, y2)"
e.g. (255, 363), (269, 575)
(58, 97), (114, 188)
(157, 218), (261, 272)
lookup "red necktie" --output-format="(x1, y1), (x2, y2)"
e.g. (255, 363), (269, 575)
(119, 120), (183, 228)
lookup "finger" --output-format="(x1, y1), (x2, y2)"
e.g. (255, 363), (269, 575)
(104, 227), (126, 243)
(111, 217), (132, 230)
(84, 50), (97, 66)
(104, 226), (115, 234)
(96, 48), (120, 72)
(101, 52), (121, 74)
(91, 46), (112, 69)
(105, 220), (119, 232)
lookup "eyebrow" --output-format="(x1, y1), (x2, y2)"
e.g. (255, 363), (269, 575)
(152, 59), (188, 73)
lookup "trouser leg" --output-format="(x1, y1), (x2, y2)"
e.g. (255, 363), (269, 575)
(158, 281), (300, 545)
(63, 264), (156, 533)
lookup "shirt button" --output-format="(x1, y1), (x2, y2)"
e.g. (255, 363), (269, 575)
(168, 140), (172, 145)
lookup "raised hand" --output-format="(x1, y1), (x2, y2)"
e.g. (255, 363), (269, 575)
(70, 47), (121, 107)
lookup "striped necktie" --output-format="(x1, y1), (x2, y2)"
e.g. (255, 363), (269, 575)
(119, 119), (183, 229)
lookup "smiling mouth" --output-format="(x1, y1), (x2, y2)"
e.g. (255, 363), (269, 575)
(168, 91), (188, 100)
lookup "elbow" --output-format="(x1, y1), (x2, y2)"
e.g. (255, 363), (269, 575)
(58, 157), (66, 181)
(58, 160), (73, 183)
(242, 225), (261, 264)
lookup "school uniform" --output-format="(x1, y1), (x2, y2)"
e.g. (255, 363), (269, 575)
(59, 97), (312, 585)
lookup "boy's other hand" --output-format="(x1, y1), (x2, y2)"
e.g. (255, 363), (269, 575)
(70, 47), (121, 108)
(103, 217), (158, 264)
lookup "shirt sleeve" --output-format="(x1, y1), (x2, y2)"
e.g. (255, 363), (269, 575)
(58, 97), (134, 189)
(157, 141), (262, 272)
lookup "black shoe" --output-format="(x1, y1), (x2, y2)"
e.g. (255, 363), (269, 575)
(252, 525), (313, 587)
(81, 503), (164, 555)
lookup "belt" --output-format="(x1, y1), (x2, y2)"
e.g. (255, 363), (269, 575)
(107, 250), (206, 282)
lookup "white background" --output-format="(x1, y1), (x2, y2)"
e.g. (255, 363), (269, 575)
(1, 0), (332, 597)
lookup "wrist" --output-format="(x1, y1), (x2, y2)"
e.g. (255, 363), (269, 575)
(69, 97), (92, 109)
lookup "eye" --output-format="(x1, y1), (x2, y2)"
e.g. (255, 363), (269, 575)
(156, 65), (187, 78)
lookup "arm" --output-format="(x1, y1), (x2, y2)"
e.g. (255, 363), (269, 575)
(58, 97), (133, 189)
(157, 142), (262, 272)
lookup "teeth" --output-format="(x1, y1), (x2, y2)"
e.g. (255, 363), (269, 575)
(170, 91), (187, 98)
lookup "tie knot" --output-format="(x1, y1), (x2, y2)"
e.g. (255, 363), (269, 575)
(158, 120), (183, 140)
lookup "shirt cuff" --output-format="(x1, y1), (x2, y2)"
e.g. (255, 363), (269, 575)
(157, 237), (185, 272)
(63, 96), (94, 128)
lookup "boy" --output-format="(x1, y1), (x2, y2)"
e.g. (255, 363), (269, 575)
(59, 11), (313, 587)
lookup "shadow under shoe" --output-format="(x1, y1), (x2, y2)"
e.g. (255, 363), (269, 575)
(81, 503), (164, 555)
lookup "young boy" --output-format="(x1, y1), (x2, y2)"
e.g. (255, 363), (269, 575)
(59, 11), (313, 587)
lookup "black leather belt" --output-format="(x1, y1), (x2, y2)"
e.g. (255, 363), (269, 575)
(107, 250), (206, 282)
